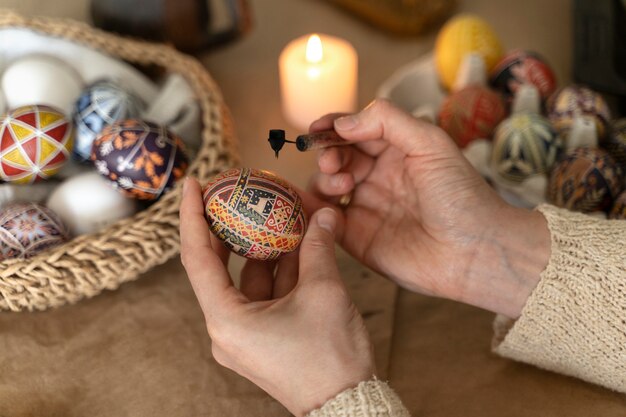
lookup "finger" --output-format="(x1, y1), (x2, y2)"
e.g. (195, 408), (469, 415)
(318, 146), (375, 183)
(297, 208), (341, 285)
(180, 178), (243, 315)
(293, 186), (346, 243)
(240, 259), (275, 301)
(333, 98), (460, 158)
(308, 172), (355, 198)
(273, 250), (299, 298)
(309, 112), (349, 133)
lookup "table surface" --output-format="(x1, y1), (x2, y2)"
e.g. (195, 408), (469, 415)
(1, 0), (625, 416)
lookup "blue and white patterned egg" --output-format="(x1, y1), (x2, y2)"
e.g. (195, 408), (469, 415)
(73, 81), (143, 161)
(491, 113), (561, 183)
(0, 203), (68, 260)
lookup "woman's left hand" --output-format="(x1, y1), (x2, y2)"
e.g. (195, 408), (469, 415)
(179, 178), (375, 417)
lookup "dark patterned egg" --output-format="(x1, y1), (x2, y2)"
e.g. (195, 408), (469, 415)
(600, 118), (626, 169)
(203, 168), (307, 261)
(609, 191), (626, 219)
(0, 105), (73, 184)
(492, 113), (561, 183)
(548, 147), (623, 213)
(73, 81), (143, 161)
(547, 85), (611, 139)
(91, 119), (188, 200)
(438, 85), (506, 148)
(490, 50), (556, 106)
(0, 203), (68, 260)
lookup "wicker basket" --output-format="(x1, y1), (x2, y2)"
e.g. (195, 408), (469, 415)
(0, 10), (240, 312)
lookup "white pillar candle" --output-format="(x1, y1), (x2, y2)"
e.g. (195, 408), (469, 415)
(279, 34), (358, 131)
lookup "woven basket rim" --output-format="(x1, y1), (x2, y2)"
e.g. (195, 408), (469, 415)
(0, 9), (240, 312)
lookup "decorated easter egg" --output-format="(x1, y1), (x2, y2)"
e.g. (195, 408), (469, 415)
(73, 81), (144, 161)
(435, 14), (503, 90)
(548, 147), (623, 213)
(600, 118), (626, 169)
(0, 105), (74, 184)
(547, 85), (611, 139)
(492, 113), (561, 183)
(203, 168), (307, 261)
(46, 172), (139, 235)
(609, 191), (626, 219)
(2, 55), (83, 116)
(490, 50), (557, 105)
(92, 119), (188, 200)
(438, 85), (506, 148)
(0, 203), (68, 260)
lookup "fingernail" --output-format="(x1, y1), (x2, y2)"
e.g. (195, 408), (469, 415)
(334, 114), (358, 131)
(330, 175), (344, 188)
(316, 208), (336, 233)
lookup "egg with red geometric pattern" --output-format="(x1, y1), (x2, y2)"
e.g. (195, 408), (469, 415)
(0, 105), (73, 184)
(490, 49), (557, 107)
(438, 85), (506, 148)
(203, 168), (307, 261)
(0, 203), (69, 260)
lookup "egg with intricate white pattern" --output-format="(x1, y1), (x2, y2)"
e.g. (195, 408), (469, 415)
(491, 113), (561, 183)
(0, 203), (68, 260)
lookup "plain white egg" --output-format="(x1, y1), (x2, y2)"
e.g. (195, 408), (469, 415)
(46, 172), (138, 236)
(2, 54), (83, 115)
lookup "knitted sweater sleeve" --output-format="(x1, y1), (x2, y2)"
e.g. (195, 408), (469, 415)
(306, 378), (411, 417)
(493, 204), (626, 392)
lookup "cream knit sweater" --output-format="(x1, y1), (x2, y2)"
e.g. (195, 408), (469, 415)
(308, 205), (626, 416)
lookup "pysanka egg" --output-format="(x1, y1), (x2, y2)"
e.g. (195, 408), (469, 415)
(491, 113), (561, 183)
(0, 105), (73, 184)
(0, 203), (68, 260)
(203, 168), (307, 261)
(91, 119), (188, 200)
(435, 14), (503, 90)
(609, 191), (626, 219)
(601, 118), (626, 168)
(438, 85), (506, 148)
(490, 50), (557, 105)
(548, 147), (623, 213)
(547, 85), (611, 139)
(73, 81), (144, 161)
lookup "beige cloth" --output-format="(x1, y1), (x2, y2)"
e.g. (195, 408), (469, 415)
(311, 205), (626, 416)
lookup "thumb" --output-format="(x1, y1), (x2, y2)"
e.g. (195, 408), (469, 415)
(298, 207), (341, 283)
(333, 98), (460, 158)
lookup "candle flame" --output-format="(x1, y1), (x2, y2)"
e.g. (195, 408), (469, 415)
(305, 34), (323, 64)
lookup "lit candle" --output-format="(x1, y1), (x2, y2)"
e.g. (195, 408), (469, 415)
(279, 33), (358, 131)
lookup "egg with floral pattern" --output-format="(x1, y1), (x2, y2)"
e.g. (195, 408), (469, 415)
(91, 119), (188, 200)
(203, 168), (307, 261)
(547, 85), (611, 139)
(548, 147), (623, 213)
(0, 203), (69, 260)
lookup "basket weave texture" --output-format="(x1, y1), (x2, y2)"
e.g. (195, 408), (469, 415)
(0, 10), (240, 312)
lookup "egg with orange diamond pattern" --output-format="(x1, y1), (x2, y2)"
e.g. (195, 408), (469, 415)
(202, 168), (307, 261)
(0, 105), (73, 184)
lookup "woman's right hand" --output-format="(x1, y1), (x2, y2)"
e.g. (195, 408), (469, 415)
(309, 99), (551, 318)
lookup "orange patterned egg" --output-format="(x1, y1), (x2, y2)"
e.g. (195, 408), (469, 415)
(203, 168), (307, 261)
(91, 119), (188, 200)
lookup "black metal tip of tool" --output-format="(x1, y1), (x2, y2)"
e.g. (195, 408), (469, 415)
(268, 129), (297, 158)
(268, 129), (286, 158)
